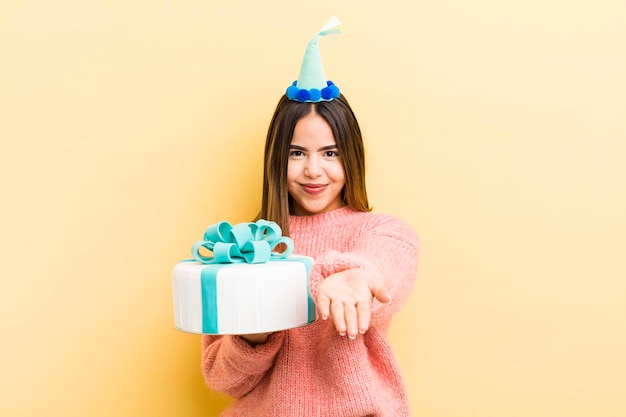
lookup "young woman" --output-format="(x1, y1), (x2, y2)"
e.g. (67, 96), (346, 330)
(200, 93), (420, 416)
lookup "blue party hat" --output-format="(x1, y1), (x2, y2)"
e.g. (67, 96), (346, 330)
(286, 17), (341, 103)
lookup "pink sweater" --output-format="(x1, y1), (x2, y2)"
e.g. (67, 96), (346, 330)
(201, 207), (420, 416)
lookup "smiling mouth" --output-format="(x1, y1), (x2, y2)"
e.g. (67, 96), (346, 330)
(301, 184), (327, 194)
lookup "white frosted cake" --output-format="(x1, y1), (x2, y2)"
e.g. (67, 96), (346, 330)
(172, 220), (316, 335)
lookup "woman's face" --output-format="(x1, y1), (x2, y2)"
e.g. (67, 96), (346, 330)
(287, 112), (346, 216)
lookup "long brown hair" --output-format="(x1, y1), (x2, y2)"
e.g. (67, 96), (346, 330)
(258, 93), (371, 235)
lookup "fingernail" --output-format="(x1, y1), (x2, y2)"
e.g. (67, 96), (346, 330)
(359, 330), (366, 334)
(349, 335), (356, 340)
(339, 332), (346, 337)
(321, 316), (328, 320)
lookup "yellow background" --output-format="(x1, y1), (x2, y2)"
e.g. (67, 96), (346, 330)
(1, 1), (625, 416)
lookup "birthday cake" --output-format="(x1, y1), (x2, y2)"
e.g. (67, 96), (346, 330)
(172, 220), (316, 335)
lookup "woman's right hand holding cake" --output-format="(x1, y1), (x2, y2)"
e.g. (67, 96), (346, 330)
(240, 332), (272, 346)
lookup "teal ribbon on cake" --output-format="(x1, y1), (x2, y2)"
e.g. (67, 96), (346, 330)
(191, 220), (294, 264)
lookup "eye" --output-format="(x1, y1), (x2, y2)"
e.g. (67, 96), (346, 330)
(324, 150), (339, 158)
(289, 150), (304, 158)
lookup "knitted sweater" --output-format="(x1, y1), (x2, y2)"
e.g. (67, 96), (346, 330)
(201, 206), (420, 416)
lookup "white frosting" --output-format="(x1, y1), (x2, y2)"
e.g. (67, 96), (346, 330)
(172, 257), (315, 334)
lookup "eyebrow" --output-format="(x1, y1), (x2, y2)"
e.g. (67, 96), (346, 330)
(289, 144), (339, 151)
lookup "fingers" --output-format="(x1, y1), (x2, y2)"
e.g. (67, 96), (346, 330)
(356, 299), (372, 335)
(329, 298), (371, 340)
(370, 280), (391, 304)
(316, 269), (391, 340)
(330, 299), (348, 336)
(317, 293), (331, 321)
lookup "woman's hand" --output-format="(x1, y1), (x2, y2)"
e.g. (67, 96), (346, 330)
(316, 268), (390, 339)
(240, 333), (272, 346)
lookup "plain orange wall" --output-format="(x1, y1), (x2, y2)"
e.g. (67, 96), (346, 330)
(1, 1), (625, 416)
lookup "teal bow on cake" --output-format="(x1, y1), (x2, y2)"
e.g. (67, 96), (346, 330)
(191, 220), (294, 264)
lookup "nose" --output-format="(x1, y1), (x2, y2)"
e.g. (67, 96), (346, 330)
(304, 155), (322, 178)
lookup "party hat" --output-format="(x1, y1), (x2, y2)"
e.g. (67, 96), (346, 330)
(286, 16), (341, 103)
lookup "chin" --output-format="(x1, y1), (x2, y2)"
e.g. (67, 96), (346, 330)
(295, 205), (326, 216)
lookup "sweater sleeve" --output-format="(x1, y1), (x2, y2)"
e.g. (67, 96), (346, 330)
(201, 332), (284, 398)
(309, 215), (420, 324)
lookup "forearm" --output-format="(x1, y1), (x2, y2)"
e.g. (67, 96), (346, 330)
(201, 332), (284, 397)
